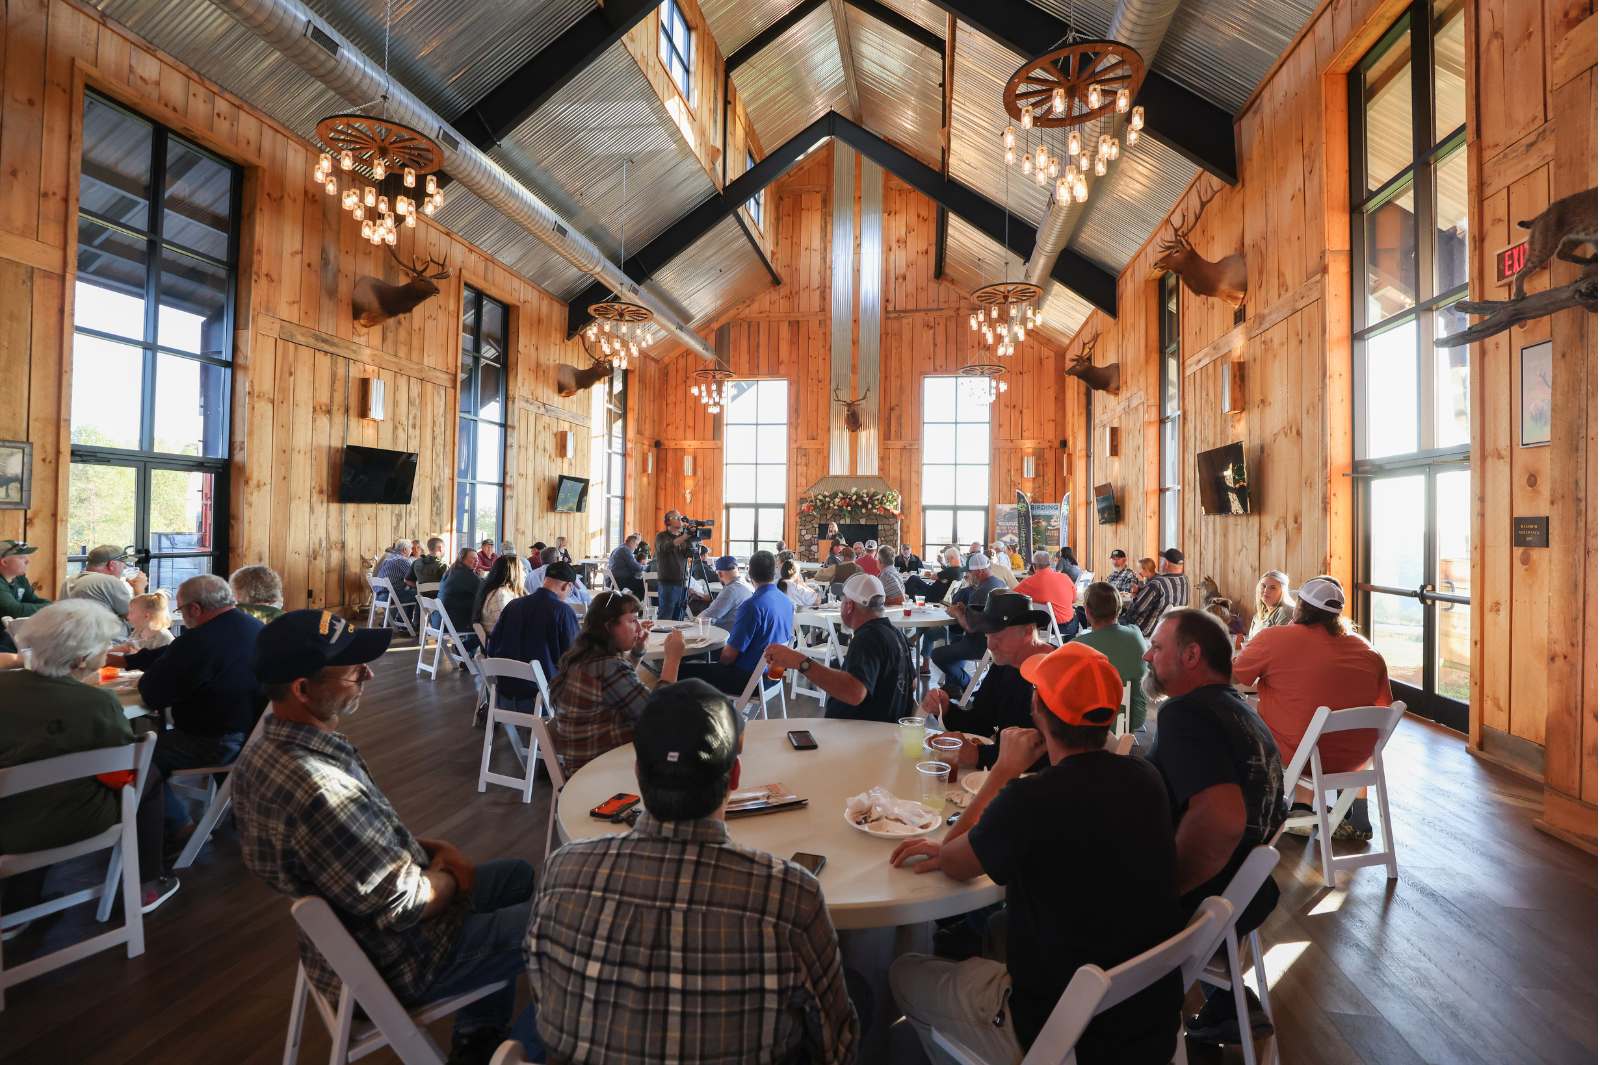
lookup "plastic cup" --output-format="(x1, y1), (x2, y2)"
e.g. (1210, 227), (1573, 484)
(928, 734), (963, 782)
(915, 761), (950, 810)
(915, 595), (925, 607)
(98, 665), (120, 684)
(898, 715), (927, 759)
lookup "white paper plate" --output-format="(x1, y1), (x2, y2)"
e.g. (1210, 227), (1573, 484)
(650, 621), (696, 632)
(842, 803), (943, 838)
(961, 770), (990, 796)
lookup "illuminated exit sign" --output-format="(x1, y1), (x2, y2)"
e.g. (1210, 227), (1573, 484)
(1495, 239), (1529, 285)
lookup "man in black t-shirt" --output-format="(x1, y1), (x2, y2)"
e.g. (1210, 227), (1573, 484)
(926, 592), (1055, 772)
(890, 643), (1182, 1064)
(1144, 608), (1286, 1045)
(763, 573), (914, 723)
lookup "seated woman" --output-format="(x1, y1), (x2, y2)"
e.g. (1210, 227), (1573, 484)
(230, 564), (285, 624)
(1245, 569), (1294, 644)
(777, 557), (819, 609)
(547, 591), (684, 775)
(438, 548), (483, 648)
(475, 554), (526, 634)
(1, 601), (176, 924)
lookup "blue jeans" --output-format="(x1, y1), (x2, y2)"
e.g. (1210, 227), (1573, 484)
(657, 581), (688, 620)
(154, 728), (245, 836)
(931, 633), (987, 691)
(421, 858), (536, 1039)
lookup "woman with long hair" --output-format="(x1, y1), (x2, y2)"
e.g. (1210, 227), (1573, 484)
(777, 557), (819, 609)
(476, 554), (527, 633)
(1246, 569), (1294, 643)
(547, 590), (685, 774)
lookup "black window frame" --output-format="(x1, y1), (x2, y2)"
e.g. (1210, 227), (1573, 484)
(658, 0), (695, 105)
(1158, 271), (1182, 552)
(920, 374), (991, 561)
(605, 365), (628, 549)
(722, 378), (788, 557)
(457, 285), (509, 547)
(745, 149), (763, 230)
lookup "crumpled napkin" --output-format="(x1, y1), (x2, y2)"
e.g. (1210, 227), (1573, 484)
(844, 786), (938, 835)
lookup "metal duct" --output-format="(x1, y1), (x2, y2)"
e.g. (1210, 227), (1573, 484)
(203, 0), (715, 359)
(1022, 0), (1185, 287)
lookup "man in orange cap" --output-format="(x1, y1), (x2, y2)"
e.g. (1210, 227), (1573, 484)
(888, 643), (1183, 1065)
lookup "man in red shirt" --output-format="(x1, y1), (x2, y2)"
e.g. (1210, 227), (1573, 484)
(1012, 550), (1078, 632)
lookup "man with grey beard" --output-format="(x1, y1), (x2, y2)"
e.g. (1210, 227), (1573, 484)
(233, 610), (535, 1065)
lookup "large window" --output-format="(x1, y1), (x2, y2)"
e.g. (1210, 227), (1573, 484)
(723, 380), (787, 556)
(605, 367), (627, 548)
(921, 376), (990, 559)
(1350, 0), (1469, 729)
(457, 287), (508, 547)
(745, 150), (763, 229)
(68, 93), (238, 596)
(1158, 272), (1182, 550)
(658, 0), (694, 104)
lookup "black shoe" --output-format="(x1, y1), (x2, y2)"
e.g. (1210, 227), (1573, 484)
(446, 1027), (506, 1065)
(1186, 987), (1273, 1044)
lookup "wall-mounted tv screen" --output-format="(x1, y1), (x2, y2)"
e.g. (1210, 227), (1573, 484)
(1093, 483), (1120, 525)
(337, 445), (417, 504)
(554, 475), (590, 513)
(1197, 442), (1250, 515)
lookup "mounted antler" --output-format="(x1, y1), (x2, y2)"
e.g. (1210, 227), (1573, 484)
(352, 245), (452, 328)
(1064, 328), (1120, 394)
(1153, 181), (1247, 310)
(833, 388), (871, 433)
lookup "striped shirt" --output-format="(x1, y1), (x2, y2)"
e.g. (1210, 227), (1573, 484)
(1121, 572), (1191, 636)
(525, 813), (858, 1064)
(547, 654), (651, 774)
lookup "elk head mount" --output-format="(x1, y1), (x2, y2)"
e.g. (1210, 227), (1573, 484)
(557, 334), (617, 398)
(1153, 182), (1247, 310)
(834, 388), (871, 433)
(1064, 330), (1120, 394)
(352, 246), (450, 328)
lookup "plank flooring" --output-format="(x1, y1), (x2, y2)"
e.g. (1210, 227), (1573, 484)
(1, 644), (1593, 1064)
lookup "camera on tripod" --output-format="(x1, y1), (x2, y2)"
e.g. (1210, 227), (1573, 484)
(681, 517), (715, 541)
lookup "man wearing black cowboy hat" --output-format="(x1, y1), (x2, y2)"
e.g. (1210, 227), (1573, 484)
(925, 592), (1057, 774)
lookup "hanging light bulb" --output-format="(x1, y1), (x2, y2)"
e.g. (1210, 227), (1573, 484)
(377, 195), (389, 215)
(1108, 138), (1121, 161)
(1035, 164), (1047, 186)
(990, 305), (999, 319)
(1130, 105), (1145, 130)
(1002, 124), (1016, 149)
(425, 174), (439, 195)
(1127, 126), (1141, 146)
(1099, 134), (1113, 157)
(352, 204), (365, 221)
(1035, 144), (1048, 170)
(1094, 155), (1107, 176)
(372, 158), (387, 181)
(1087, 84), (1102, 109)
(1073, 176), (1089, 203)
(1048, 155), (1060, 178)
(324, 177), (338, 196)
(1116, 87), (1131, 113)
(363, 186), (376, 207)
(1067, 130), (1081, 157)
(969, 312), (978, 331)
(422, 197), (437, 216)
(342, 188), (358, 210)
(404, 211), (416, 228)
(1005, 146), (1015, 166)
(1021, 154), (1032, 176)
(384, 226), (398, 246)
(1021, 103), (1034, 129)
(403, 167), (417, 188)
(1051, 86), (1067, 116)
(1079, 151), (1091, 173)
(339, 150), (354, 171)
(1055, 176), (1070, 204)
(361, 219), (374, 240)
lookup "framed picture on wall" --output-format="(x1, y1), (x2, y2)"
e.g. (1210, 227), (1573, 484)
(1520, 341), (1552, 447)
(0, 440), (31, 509)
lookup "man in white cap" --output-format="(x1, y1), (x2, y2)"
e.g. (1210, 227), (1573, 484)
(764, 572), (915, 723)
(929, 553), (1006, 693)
(63, 544), (146, 628)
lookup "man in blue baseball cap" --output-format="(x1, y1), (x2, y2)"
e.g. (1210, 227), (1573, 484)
(233, 610), (535, 1065)
(695, 555), (752, 630)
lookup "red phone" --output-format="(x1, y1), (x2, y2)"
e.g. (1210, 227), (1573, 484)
(589, 792), (640, 821)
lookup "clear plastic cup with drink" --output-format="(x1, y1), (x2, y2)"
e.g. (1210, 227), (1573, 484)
(898, 715), (927, 759)
(928, 734), (963, 782)
(915, 760), (950, 810)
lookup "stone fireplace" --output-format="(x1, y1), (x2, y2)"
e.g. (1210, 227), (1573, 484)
(797, 475), (903, 560)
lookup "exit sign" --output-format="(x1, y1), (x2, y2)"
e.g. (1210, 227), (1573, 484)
(1495, 240), (1529, 285)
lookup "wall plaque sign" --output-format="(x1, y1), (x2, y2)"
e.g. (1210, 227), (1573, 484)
(1513, 516), (1549, 548)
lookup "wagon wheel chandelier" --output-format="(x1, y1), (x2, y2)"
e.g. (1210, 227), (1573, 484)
(584, 157), (654, 368)
(690, 364), (736, 414)
(998, 39), (1148, 209)
(958, 360), (1010, 406)
(967, 144), (1039, 362)
(311, 1), (446, 247)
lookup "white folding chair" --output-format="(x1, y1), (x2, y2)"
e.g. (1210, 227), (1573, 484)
(417, 582), (440, 597)
(473, 622), (490, 647)
(0, 732), (156, 1010)
(1105, 733), (1136, 756)
(791, 611), (843, 703)
(734, 665), (788, 720)
(930, 897), (1231, 1065)
(1272, 703), (1405, 883)
(476, 658), (552, 805)
(490, 1041), (533, 1065)
(366, 575), (417, 638)
(641, 571), (659, 619)
(953, 651), (993, 710)
(169, 712), (269, 870)
(1191, 845), (1281, 1065)
(282, 896), (510, 1065)
(527, 716), (567, 856)
(416, 597), (479, 681)
(1114, 682), (1132, 738)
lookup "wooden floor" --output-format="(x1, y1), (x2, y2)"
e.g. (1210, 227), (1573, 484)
(2, 644), (1594, 1065)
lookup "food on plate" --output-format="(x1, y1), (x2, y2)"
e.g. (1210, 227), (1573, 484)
(843, 786), (941, 836)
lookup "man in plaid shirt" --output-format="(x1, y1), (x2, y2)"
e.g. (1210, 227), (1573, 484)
(233, 610), (535, 1065)
(1105, 548), (1140, 598)
(525, 679), (859, 1063)
(1121, 547), (1192, 637)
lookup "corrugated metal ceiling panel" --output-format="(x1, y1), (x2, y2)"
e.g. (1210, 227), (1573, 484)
(434, 186), (592, 299)
(942, 215), (1091, 342)
(731, 4), (850, 151)
(947, 28), (1054, 235)
(645, 217), (773, 327)
(699, 0), (799, 55)
(877, 0), (951, 37)
(1071, 134), (1197, 271)
(846, 5), (942, 168)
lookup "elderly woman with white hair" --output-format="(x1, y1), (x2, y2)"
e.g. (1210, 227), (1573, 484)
(0, 601), (178, 925)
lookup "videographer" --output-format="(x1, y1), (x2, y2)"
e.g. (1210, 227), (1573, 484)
(652, 510), (695, 620)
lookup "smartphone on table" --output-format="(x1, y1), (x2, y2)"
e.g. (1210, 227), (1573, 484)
(792, 852), (827, 876)
(787, 730), (818, 750)
(589, 792), (640, 821)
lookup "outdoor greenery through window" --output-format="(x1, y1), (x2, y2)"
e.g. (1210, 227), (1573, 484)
(723, 380), (787, 556)
(658, 0), (694, 104)
(457, 286), (508, 547)
(1158, 272), (1182, 551)
(68, 92), (238, 596)
(921, 376), (989, 560)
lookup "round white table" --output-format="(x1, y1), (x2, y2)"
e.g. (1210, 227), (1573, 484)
(811, 605), (955, 631)
(639, 621), (728, 662)
(555, 718), (1002, 930)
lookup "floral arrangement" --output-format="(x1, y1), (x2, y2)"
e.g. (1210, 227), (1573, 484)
(799, 488), (902, 516)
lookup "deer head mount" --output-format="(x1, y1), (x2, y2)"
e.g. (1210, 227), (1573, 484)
(1153, 182), (1247, 310)
(352, 246), (450, 328)
(834, 388), (871, 433)
(1064, 330), (1120, 394)
(557, 335), (617, 397)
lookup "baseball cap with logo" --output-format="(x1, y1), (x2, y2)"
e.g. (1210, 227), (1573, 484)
(86, 544), (135, 567)
(714, 555), (738, 572)
(841, 572), (885, 605)
(254, 609), (393, 685)
(1019, 642), (1125, 727)
(1296, 575), (1345, 615)
(0, 540), (37, 558)
(966, 552), (992, 571)
(633, 678), (743, 784)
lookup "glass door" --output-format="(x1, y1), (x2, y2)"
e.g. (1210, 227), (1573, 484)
(67, 455), (225, 598)
(1359, 462), (1469, 729)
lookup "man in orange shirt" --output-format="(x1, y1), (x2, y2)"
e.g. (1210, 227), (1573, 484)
(1232, 575), (1391, 841)
(1012, 550), (1078, 635)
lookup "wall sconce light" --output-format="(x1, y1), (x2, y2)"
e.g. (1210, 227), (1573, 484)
(1222, 358), (1246, 414)
(361, 377), (385, 421)
(1105, 426), (1120, 457)
(683, 454), (695, 477)
(556, 430), (574, 459)
(646, 452), (655, 474)
(1022, 455), (1037, 479)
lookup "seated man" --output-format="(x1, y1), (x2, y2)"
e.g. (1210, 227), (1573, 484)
(1121, 547), (1190, 637)
(856, 542), (882, 576)
(0, 539), (50, 620)
(231, 563), (286, 624)
(696, 555), (752, 628)
(1232, 575), (1391, 840)
(1, 601), (176, 924)
(1074, 580), (1151, 748)
(905, 546), (962, 604)
(411, 536), (448, 589)
(62, 544), (145, 632)
(235, 611), (533, 1065)
(890, 643), (1182, 1064)
(815, 549), (859, 588)
(765, 573), (915, 723)
(126, 574), (264, 856)
(927, 593), (1054, 772)
(473, 538), (498, 574)
(679, 550), (793, 696)
(526, 679), (858, 1062)
(608, 533), (646, 598)
(488, 562), (580, 692)
(874, 545), (907, 605)
(894, 543), (923, 573)
(929, 554), (1006, 693)
(528, 546), (594, 607)
(375, 539), (418, 607)
(1012, 549), (1079, 633)
(1145, 609), (1286, 1045)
